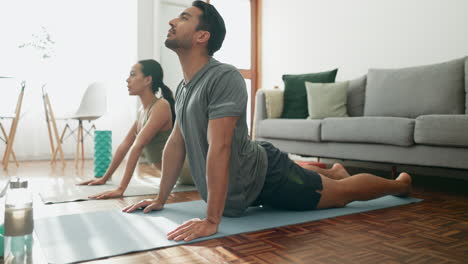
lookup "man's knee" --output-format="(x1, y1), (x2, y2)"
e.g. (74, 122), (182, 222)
(317, 177), (350, 208)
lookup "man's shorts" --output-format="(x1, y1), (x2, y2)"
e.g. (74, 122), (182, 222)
(253, 141), (323, 210)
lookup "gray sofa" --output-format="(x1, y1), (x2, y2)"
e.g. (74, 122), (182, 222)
(254, 57), (468, 171)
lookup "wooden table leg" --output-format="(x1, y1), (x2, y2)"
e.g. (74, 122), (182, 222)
(0, 123), (19, 167)
(52, 124), (69, 165)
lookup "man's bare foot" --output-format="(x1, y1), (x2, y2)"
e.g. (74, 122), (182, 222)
(330, 163), (351, 179)
(395, 172), (412, 197)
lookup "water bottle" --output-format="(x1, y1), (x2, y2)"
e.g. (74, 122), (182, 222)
(3, 178), (33, 264)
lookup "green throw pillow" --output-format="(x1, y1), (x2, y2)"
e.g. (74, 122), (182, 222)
(281, 69), (338, 118)
(305, 81), (349, 119)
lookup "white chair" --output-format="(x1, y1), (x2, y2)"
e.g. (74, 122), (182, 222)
(55, 82), (107, 167)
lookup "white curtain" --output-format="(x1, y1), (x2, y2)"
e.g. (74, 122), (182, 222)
(0, 0), (138, 160)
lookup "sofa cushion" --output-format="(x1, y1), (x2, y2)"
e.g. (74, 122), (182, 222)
(281, 69), (338, 119)
(364, 57), (465, 118)
(322, 117), (415, 146)
(347, 75), (366, 117)
(305, 81), (349, 119)
(415, 115), (468, 147)
(257, 119), (322, 142)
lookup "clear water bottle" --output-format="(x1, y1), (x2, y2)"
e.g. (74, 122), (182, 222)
(3, 178), (33, 264)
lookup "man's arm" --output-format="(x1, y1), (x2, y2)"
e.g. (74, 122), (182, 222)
(154, 121), (187, 205)
(166, 116), (238, 242)
(205, 116), (238, 224)
(122, 122), (186, 213)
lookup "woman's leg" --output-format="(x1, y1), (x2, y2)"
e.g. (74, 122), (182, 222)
(177, 160), (194, 185)
(316, 172), (412, 209)
(152, 160), (193, 185)
(302, 163), (351, 180)
(152, 161), (162, 171)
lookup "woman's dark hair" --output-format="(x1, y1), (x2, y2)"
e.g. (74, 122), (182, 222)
(192, 1), (226, 56)
(138, 59), (176, 125)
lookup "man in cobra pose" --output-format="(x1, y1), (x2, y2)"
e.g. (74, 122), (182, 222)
(123, 1), (412, 242)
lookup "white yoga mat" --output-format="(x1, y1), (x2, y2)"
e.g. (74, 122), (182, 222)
(35, 195), (422, 263)
(39, 181), (196, 204)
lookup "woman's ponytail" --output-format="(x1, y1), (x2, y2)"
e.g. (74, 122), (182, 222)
(138, 59), (176, 125)
(158, 83), (176, 125)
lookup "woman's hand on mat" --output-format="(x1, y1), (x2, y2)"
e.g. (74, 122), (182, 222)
(78, 178), (107, 186)
(88, 188), (124, 199)
(122, 199), (164, 213)
(166, 218), (218, 242)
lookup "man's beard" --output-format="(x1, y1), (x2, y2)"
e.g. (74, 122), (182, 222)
(165, 37), (191, 51)
(164, 38), (178, 50)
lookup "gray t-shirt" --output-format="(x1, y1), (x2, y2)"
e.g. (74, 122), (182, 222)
(175, 58), (267, 217)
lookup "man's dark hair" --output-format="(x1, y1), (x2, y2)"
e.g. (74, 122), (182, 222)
(192, 1), (226, 56)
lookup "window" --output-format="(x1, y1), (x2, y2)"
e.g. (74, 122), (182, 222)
(208, 0), (261, 135)
(0, 0), (138, 159)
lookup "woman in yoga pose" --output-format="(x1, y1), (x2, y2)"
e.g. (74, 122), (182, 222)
(79, 59), (191, 198)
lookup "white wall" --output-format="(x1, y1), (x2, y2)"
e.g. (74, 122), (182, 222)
(262, 0), (468, 89)
(158, 1), (192, 91)
(138, 0), (192, 93)
(138, 0), (154, 61)
(138, 0), (163, 61)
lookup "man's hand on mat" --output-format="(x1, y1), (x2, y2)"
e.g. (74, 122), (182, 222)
(122, 199), (164, 213)
(167, 218), (218, 242)
(88, 188), (124, 199)
(78, 178), (107, 186)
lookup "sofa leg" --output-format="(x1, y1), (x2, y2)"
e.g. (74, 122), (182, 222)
(391, 166), (397, 179)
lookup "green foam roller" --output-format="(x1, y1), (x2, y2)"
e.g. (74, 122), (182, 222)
(0, 224), (3, 257)
(94, 130), (112, 177)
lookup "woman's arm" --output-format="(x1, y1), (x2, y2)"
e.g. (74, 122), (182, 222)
(79, 122), (137, 185)
(90, 99), (172, 199)
(122, 121), (186, 213)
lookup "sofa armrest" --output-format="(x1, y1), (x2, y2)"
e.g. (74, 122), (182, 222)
(253, 90), (267, 139)
(254, 90), (267, 121)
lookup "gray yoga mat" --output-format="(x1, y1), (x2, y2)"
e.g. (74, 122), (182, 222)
(35, 195), (422, 264)
(39, 181), (196, 204)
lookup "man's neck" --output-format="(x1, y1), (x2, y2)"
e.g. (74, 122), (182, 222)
(177, 50), (211, 84)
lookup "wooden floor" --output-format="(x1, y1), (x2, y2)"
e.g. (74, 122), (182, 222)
(1, 160), (467, 264)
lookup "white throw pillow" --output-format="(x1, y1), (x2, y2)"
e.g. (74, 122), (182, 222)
(305, 81), (349, 119)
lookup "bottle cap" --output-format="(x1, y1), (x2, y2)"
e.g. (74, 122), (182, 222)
(9, 177), (28, 189)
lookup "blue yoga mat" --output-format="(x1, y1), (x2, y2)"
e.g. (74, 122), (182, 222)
(35, 195), (422, 264)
